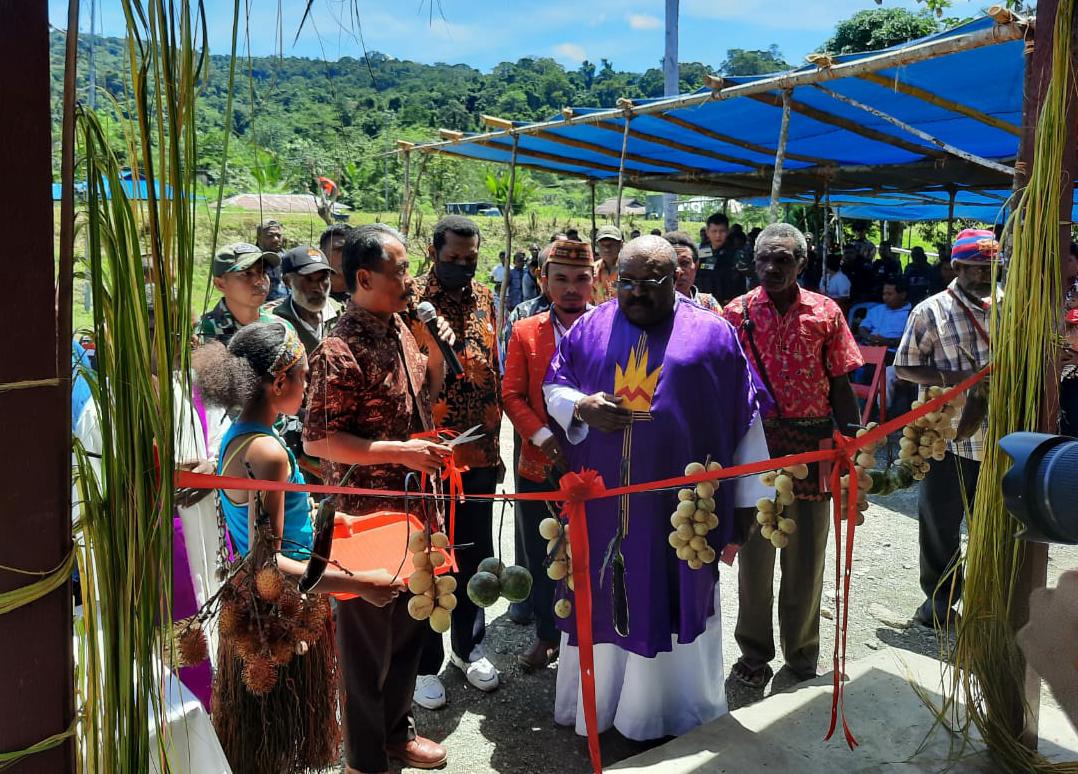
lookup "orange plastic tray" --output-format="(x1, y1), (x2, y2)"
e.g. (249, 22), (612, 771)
(330, 511), (452, 601)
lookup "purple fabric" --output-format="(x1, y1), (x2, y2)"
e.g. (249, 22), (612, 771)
(172, 515), (212, 710)
(545, 297), (767, 657)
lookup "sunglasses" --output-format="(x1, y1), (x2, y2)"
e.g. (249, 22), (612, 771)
(615, 275), (671, 292)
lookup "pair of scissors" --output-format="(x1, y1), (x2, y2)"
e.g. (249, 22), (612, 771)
(445, 423), (485, 448)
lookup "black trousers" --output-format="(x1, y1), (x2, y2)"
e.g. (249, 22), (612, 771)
(917, 451), (980, 617)
(419, 466), (498, 673)
(517, 475), (559, 643)
(336, 595), (427, 772)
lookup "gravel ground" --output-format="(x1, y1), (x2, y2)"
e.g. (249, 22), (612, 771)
(392, 423), (1078, 774)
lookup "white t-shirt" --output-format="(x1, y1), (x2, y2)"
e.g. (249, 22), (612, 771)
(822, 270), (851, 300)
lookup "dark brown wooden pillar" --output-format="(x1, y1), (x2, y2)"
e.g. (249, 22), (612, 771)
(0, 1), (75, 771)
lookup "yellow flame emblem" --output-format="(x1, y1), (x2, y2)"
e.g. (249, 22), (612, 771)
(614, 334), (662, 412)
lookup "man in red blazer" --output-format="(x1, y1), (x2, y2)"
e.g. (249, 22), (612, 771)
(503, 239), (595, 670)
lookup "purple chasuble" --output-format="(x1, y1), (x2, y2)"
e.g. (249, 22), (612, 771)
(545, 297), (767, 657)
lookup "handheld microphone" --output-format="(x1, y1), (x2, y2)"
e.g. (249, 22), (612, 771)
(416, 301), (463, 378)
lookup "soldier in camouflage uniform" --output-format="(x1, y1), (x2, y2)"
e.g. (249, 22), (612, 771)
(196, 242), (280, 345)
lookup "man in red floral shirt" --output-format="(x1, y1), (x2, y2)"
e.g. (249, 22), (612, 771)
(723, 222), (863, 690)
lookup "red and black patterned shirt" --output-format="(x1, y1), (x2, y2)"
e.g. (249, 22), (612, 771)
(303, 304), (433, 516)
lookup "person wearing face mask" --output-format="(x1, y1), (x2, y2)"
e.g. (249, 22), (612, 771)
(408, 215), (504, 709)
(894, 228), (1001, 631)
(269, 246), (343, 356)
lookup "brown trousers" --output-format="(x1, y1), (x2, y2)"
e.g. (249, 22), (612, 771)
(336, 594), (427, 772)
(734, 498), (831, 678)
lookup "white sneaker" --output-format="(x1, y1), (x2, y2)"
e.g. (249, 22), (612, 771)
(449, 646), (500, 692)
(413, 674), (447, 710)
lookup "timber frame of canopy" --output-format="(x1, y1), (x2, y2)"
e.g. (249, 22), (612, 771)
(400, 7), (1031, 215)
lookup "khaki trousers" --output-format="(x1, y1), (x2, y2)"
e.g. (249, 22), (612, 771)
(734, 498), (831, 678)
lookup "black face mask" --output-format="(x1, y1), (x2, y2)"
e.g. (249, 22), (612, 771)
(435, 261), (476, 291)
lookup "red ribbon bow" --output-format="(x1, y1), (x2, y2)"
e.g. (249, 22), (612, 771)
(557, 469), (606, 774)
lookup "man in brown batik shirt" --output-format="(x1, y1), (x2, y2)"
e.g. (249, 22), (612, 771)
(304, 224), (455, 774)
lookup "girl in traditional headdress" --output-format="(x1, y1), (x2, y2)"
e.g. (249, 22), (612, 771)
(193, 321), (404, 774)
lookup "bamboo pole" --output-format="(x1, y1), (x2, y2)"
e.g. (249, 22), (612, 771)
(594, 119), (766, 171)
(946, 186), (957, 246)
(472, 136), (637, 175)
(857, 72), (1022, 136)
(769, 90), (793, 223)
(399, 146), (411, 235)
(497, 134), (519, 337)
(532, 129), (698, 172)
(409, 17), (1027, 155)
(654, 112), (835, 166)
(589, 180), (598, 249)
(615, 115), (632, 230)
(822, 184), (832, 296)
(812, 85), (1016, 175)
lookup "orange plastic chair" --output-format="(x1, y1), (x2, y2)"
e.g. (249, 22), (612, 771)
(852, 345), (888, 426)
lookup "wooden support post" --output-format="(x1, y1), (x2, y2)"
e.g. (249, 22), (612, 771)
(589, 180), (598, 250)
(812, 84), (1016, 176)
(822, 185), (832, 296)
(399, 148), (411, 235)
(497, 134), (519, 338)
(769, 89), (792, 224)
(946, 186), (957, 247)
(0, 2), (75, 771)
(1007, 0), (1076, 751)
(614, 114), (631, 230)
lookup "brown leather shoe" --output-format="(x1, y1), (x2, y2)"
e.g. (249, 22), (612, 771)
(386, 736), (447, 769)
(517, 639), (559, 672)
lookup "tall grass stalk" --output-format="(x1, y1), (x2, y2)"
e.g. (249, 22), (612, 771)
(947, 2), (1078, 770)
(72, 1), (202, 770)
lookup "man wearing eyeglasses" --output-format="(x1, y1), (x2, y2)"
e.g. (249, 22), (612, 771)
(541, 235), (772, 742)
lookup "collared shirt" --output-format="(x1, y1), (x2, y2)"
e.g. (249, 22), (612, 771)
(196, 298), (279, 346)
(821, 270), (851, 300)
(267, 296), (343, 357)
(500, 294), (551, 370)
(303, 305), (432, 516)
(894, 279), (996, 461)
(859, 302), (912, 342)
(592, 259), (619, 304)
(686, 287), (723, 314)
(409, 271), (502, 470)
(723, 286), (863, 419)
(697, 242), (744, 303)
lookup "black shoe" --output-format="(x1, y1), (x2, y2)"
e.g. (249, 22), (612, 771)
(912, 602), (959, 632)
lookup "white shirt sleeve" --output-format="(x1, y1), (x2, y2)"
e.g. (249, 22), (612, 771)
(731, 414), (771, 508)
(542, 383), (589, 445)
(530, 426), (555, 447)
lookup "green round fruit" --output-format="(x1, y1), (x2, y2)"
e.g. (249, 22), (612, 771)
(466, 572), (502, 608)
(889, 464), (915, 490)
(499, 565), (533, 603)
(477, 557), (505, 577)
(867, 469), (889, 495)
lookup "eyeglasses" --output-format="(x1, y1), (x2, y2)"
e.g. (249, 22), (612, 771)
(615, 275), (672, 291)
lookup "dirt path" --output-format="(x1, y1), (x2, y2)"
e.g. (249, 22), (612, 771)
(396, 423), (1078, 774)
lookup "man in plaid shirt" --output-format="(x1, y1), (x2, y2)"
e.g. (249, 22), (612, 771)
(894, 228), (999, 630)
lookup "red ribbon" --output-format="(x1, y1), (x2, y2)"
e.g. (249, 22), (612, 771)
(558, 469), (606, 774)
(171, 366), (992, 768)
(411, 428), (470, 572)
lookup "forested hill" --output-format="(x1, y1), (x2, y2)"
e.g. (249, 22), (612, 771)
(47, 7), (946, 209)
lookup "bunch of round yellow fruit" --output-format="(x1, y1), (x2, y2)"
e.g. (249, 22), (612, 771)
(898, 386), (963, 481)
(832, 423), (884, 524)
(668, 460), (723, 569)
(539, 517), (575, 618)
(406, 530), (457, 632)
(755, 463), (808, 548)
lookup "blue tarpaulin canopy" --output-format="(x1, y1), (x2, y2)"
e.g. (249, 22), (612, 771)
(412, 14), (1033, 214)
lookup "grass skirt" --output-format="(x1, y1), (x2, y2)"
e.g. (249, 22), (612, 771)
(212, 596), (341, 774)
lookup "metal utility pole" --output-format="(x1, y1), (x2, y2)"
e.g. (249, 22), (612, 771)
(662, 0), (679, 233)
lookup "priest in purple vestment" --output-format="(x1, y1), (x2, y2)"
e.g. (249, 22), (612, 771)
(542, 235), (772, 741)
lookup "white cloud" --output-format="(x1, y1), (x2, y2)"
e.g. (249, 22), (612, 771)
(553, 42), (588, 64)
(628, 13), (661, 30)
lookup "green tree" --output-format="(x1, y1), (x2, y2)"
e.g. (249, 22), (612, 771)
(821, 8), (939, 54)
(720, 45), (789, 76)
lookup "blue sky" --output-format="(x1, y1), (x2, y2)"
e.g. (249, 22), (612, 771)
(52, 0), (993, 74)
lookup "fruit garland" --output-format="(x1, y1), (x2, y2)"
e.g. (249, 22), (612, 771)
(405, 530), (458, 632)
(466, 556), (534, 609)
(174, 519), (330, 696)
(753, 463), (809, 548)
(540, 516), (575, 619)
(667, 460), (724, 569)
